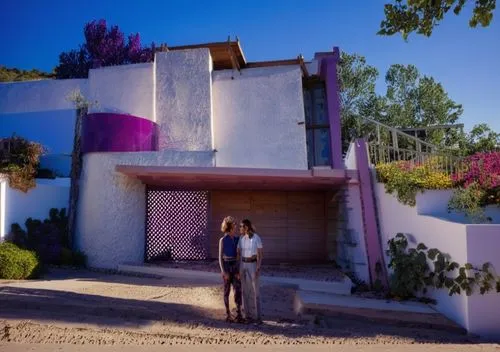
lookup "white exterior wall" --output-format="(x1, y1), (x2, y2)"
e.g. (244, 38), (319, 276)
(76, 151), (214, 269)
(0, 79), (88, 113)
(374, 182), (500, 338)
(88, 63), (154, 120)
(0, 79), (87, 176)
(343, 182), (370, 283)
(0, 178), (70, 238)
(416, 189), (500, 224)
(465, 225), (500, 338)
(155, 49), (213, 151)
(212, 66), (308, 170)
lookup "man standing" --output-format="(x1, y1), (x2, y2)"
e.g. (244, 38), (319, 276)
(237, 219), (263, 325)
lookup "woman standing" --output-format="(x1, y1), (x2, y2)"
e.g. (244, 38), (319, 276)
(237, 219), (264, 325)
(218, 216), (243, 322)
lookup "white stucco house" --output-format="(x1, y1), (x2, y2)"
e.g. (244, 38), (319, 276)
(1, 40), (499, 338)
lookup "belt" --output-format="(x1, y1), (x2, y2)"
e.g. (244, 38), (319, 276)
(242, 256), (257, 263)
(223, 256), (237, 262)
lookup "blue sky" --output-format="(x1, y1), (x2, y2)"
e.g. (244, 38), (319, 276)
(1, 0), (499, 131)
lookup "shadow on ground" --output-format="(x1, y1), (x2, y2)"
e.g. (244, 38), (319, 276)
(0, 269), (488, 344)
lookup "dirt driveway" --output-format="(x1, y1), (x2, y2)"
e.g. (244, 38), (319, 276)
(0, 269), (498, 349)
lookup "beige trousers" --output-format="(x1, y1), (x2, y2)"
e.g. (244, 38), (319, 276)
(240, 261), (261, 320)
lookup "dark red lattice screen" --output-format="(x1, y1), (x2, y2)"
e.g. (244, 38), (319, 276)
(145, 189), (210, 262)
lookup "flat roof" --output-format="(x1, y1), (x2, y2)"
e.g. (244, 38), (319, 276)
(167, 40), (308, 75)
(169, 41), (246, 71)
(116, 165), (346, 191)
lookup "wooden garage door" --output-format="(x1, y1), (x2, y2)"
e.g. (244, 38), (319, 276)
(209, 191), (327, 263)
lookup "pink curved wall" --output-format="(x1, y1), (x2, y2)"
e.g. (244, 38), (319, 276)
(82, 113), (159, 153)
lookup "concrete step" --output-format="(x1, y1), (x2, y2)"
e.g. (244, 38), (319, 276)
(294, 290), (466, 334)
(118, 264), (353, 296)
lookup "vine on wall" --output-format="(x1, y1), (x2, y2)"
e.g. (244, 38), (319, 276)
(387, 233), (500, 299)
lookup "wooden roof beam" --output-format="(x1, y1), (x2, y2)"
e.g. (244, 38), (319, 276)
(227, 36), (241, 72)
(298, 55), (309, 78)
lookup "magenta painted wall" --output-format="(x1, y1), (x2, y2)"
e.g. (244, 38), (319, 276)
(82, 113), (159, 153)
(319, 47), (343, 170)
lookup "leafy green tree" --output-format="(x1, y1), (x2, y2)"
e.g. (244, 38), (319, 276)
(338, 52), (385, 153)
(379, 0), (496, 39)
(384, 64), (463, 146)
(0, 66), (54, 82)
(463, 123), (500, 154)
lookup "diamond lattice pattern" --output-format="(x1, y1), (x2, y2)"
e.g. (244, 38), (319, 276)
(146, 189), (210, 262)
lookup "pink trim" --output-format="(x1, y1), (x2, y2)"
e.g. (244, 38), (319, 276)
(116, 165), (347, 191)
(319, 47), (343, 170)
(355, 138), (388, 287)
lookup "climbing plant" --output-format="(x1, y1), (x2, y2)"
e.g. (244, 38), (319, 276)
(387, 233), (500, 299)
(0, 136), (45, 192)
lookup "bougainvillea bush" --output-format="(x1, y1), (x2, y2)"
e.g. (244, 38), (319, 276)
(55, 19), (156, 79)
(448, 151), (500, 222)
(376, 158), (453, 206)
(376, 152), (499, 216)
(451, 151), (500, 205)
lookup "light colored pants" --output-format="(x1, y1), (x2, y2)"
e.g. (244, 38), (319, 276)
(240, 261), (261, 320)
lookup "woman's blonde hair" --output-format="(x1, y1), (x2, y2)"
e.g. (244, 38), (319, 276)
(221, 216), (236, 233)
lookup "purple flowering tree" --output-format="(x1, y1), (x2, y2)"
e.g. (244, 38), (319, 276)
(55, 19), (156, 79)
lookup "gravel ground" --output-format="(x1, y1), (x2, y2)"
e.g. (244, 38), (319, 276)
(153, 261), (346, 282)
(0, 269), (498, 347)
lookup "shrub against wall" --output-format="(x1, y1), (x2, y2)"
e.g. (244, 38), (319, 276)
(0, 242), (40, 279)
(376, 152), (500, 221)
(7, 208), (87, 268)
(0, 136), (45, 192)
(449, 152), (500, 221)
(376, 158), (453, 206)
(387, 233), (500, 300)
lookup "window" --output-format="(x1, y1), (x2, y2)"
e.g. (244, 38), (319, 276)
(303, 81), (332, 168)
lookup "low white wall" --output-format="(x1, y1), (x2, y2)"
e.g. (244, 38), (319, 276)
(374, 182), (500, 338)
(465, 225), (500, 338)
(1, 178), (70, 238)
(0, 79), (88, 114)
(76, 151), (214, 269)
(88, 63), (154, 120)
(155, 49), (213, 151)
(212, 66), (308, 170)
(416, 189), (500, 224)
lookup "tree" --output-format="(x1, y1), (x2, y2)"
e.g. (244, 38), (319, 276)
(379, 0), (496, 39)
(55, 19), (156, 79)
(338, 52), (385, 153)
(0, 66), (54, 82)
(463, 123), (500, 154)
(384, 64), (463, 146)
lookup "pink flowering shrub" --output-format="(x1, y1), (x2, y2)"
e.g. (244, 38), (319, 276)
(452, 151), (500, 189)
(451, 151), (500, 206)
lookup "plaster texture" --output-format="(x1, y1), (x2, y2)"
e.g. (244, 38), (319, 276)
(88, 63), (154, 120)
(0, 79), (88, 113)
(212, 66), (307, 169)
(1, 178), (70, 238)
(0, 79), (86, 177)
(373, 182), (500, 339)
(155, 49), (213, 151)
(75, 151), (214, 269)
